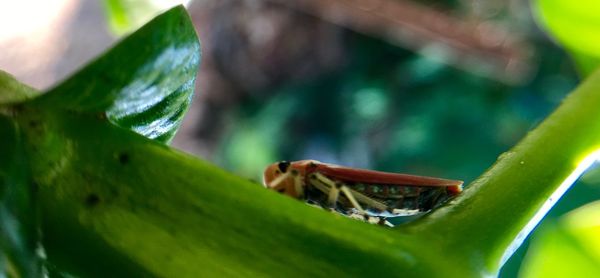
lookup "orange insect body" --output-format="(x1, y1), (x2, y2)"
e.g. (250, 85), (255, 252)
(263, 160), (463, 221)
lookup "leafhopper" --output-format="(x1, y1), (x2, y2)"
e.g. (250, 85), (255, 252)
(263, 160), (463, 225)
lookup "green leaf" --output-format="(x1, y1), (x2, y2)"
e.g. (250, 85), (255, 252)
(534, 0), (600, 76)
(0, 70), (40, 105)
(5, 4), (600, 276)
(0, 115), (41, 277)
(519, 201), (600, 277)
(13, 106), (470, 277)
(34, 5), (200, 143)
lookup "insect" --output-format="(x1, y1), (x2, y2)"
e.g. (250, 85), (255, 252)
(263, 160), (463, 225)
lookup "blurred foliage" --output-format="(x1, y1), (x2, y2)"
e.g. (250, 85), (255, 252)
(519, 201), (600, 277)
(535, 0), (600, 76)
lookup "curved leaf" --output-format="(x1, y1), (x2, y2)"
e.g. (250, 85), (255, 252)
(34, 5), (201, 143)
(0, 70), (40, 105)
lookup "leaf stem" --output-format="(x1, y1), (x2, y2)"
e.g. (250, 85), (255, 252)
(401, 70), (600, 275)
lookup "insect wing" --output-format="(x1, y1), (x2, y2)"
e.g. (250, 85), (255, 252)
(314, 163), (463, 192)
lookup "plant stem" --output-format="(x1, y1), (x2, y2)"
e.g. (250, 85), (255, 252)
(401, 70), (600, 275)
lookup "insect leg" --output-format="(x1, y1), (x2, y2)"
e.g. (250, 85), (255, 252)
(339, 186), (366, 214)
(311, 172), (342, 208)
(379, 218), (394, 227)
(313, 173), (379, 214)
(292, 172), (304, 198)
(344, 187), (389, 212)
(327, 186), (341, 207)
(307, 173), (334, 202)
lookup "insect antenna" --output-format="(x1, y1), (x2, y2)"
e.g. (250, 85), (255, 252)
(310, 173), (339, 205)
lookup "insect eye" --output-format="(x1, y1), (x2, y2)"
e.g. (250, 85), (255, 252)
(277, 161), (291, 173)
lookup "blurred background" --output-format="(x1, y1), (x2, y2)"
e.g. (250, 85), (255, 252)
(1, 0), (599, 276)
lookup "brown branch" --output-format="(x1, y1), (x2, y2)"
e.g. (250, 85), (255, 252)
(269, 0), (533, 84)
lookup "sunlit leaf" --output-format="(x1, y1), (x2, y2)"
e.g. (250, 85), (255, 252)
(534, 0), (600, 75)
(519, 201), (600, 277)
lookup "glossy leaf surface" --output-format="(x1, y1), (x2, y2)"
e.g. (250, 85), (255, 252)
(34, 6), (200, 143)
(0, 5), (200, 276)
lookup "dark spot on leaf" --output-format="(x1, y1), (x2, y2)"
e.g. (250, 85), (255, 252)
(85, 193), (100, 207)
(31, 181), (39, 193)
(118, 153), (129, 165)
(11, 104), (24, 114)
(28, 120), (39, 128)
